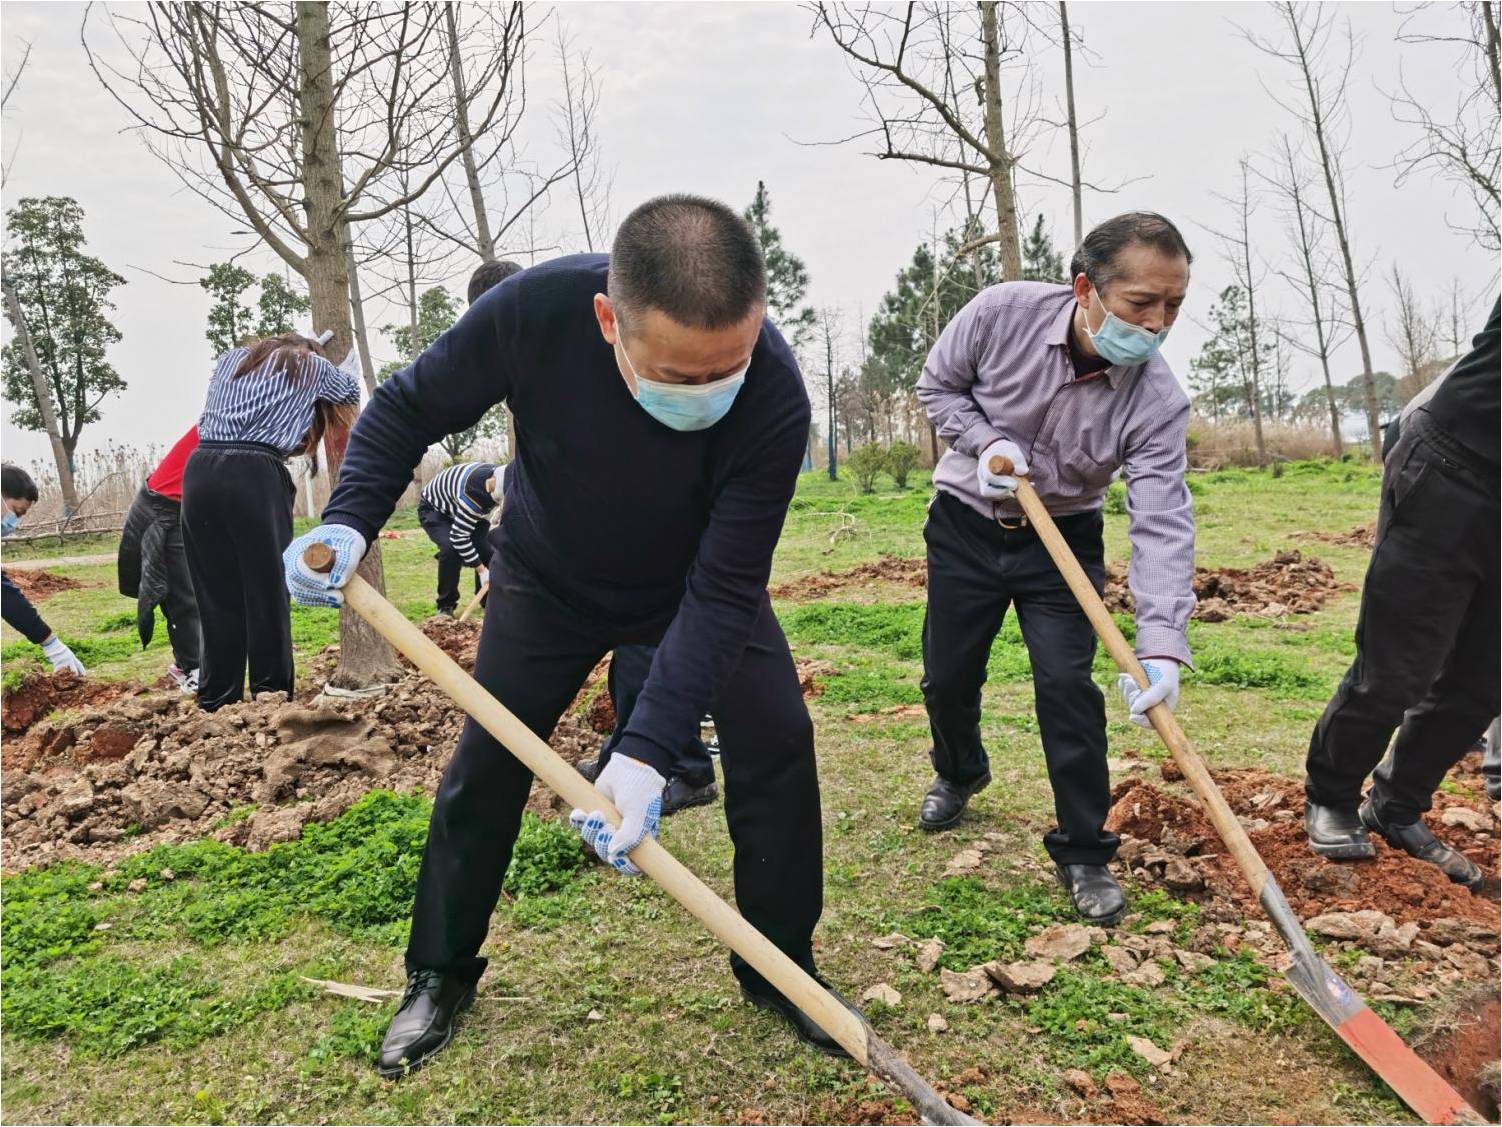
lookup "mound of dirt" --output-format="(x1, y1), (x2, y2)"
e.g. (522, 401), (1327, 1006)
(0, 618), (607, 869)
(2, 670), (148, 746)
(2, 568), (88, 602)
(770, 555), (926, 603)
(1105, 550), (1353, 622)
(1304, 523), (1376, 550)
(1412, 988), (1501, 1121)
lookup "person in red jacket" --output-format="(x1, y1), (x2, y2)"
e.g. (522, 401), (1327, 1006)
(118, 426), (202, 690)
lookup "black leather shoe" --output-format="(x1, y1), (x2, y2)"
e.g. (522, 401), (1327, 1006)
(377, 969), (476, 1079)
(661, 776), (718, 817)
(918, 771), (991, 831)
(1304, 801), (1377, 860)
(577, 757), (602, 783)
(740, 980), (864, 1057)
(1055, 863), (1127, 926)
(1359, 798), (1484, 889)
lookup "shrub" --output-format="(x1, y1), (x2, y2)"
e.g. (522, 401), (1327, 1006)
(884, 441), (920, 488)
(847, 443), (886, 495)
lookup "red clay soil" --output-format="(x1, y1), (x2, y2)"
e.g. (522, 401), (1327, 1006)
(2, 670), (148, 743)
(1412, 990), (1501, 1121)
(1304, 522), (1377, 550)
(2, 568), (87, 602)
(1106, 767), (1500, 927)
(1106, 550), (1353, 622)
(769, 555), (927, 602)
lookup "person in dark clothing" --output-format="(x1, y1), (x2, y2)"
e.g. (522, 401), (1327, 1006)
(2, 465), (87, 675)
(416, 461), (501, 615)
(285, 195), (859, 1078)
(467, 258), (526, 306)
(577, 644), (720, 815)
(185, 332), (361, 711)
(118, 426), (203, 690)
(1304, 298), (1500, 891)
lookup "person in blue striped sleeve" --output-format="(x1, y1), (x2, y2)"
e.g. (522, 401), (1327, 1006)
(182, 331), (361, 711)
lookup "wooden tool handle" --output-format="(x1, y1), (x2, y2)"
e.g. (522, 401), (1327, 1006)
(298, 545), (976, 1124)
(1006, 480), (1270, 893)
(987, 454), (1015, 476)
(459, 582), (490, 624)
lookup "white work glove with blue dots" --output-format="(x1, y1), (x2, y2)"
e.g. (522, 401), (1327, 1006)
(570, 754), (665, 876)
(283, 523), (368, 608)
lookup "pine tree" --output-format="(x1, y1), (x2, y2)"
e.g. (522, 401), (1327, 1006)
(743, 181), (815, 347)
(1020, 214), (1067, 283)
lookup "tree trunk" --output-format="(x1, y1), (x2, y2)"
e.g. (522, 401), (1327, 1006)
(344, 234), (377, 395)
(1, 273), (79, 514)
(1238, 190), (1269, 469)
(979, 2), (1023, 280)
(1287, 7), (1381, 456)
(297, 0), (401, 690)
(1060, 1), (1083, 249)
(445, 2), (496, 262)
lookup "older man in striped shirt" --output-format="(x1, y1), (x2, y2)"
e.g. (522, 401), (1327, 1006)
(914, 212), (1197, 928)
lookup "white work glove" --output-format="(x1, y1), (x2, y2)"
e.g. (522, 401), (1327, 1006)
(1117, 659), (1181, 728)
(283, 524), (368, 608)
(569, 754), (665, 876)
(42, 635), (86, 676)
(476, 564), (490, 587)
(977, 438), (1028, 500)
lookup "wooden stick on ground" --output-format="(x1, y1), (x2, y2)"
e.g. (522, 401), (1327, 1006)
(303, 544), (977, 1126)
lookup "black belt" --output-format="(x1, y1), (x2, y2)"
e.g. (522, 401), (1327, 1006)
(197, 439), (287, 460)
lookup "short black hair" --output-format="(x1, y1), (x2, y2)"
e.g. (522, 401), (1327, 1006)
(1070, 212), (1192, 289)
(608, 194), (766, 331)
(467, 259), (524, 306)
(1, 463), (38, 503)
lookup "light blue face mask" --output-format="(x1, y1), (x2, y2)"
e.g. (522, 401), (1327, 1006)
(1, 508), (17, 537)
(1084, 288), (1170, 366)
(617, 337), (749, 432)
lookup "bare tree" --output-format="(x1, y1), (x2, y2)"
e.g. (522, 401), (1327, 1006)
(1385, 263), (1443, 400)
(816, 308), (844, 480)
(1205, 159), (1271, 469)
(82, 3), (530, 689)
(2, 45), (81, 514)
(1262, 134), (1349, 456)
(810, 3), (1027, 276)
(1244, 3), (1383, 456)
(1059, 1), (1082, 246)
(554, 25), (612, 253)
(1386, 2), (1500, 250)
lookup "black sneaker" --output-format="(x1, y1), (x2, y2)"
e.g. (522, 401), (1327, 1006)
(1359, 798), (1484, 890)
(740, 978), (864, 1058)
(377, 968), (476, 1079)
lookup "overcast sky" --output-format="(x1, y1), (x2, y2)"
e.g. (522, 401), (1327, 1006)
(2, 1), (1495, 472)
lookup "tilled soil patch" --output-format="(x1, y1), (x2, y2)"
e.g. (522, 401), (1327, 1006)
(1303, 522), (1377, 550)
(1105, 550), (1353, 622)
(2, 567), (88, 602)
(770, 555), (927, 603)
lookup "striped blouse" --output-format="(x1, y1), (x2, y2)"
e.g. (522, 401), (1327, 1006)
(419, 461), (499, 566)
(198, 347), (362, 453)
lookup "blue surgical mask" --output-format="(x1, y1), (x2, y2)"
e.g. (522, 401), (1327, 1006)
(1, 508), (17, 537)
(617, 337), (749, 432)
(1084, 289), (1169, 366)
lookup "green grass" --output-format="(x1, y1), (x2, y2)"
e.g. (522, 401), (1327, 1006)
(3, 464), (1429, 1125)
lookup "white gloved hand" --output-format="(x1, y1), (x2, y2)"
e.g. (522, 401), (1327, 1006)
(977, 438), (1028, 500)
(1117, 659), (1181, 728)
(476, 564), (490, 587)
(42, 635), (86, 676)
(283, 523), (369, 608)
(569, 754), (665, 876)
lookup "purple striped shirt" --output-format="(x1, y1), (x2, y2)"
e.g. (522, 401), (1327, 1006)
(917, 282), (1197, 665)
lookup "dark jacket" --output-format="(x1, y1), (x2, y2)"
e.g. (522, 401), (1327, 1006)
(117, 483), (180, 650)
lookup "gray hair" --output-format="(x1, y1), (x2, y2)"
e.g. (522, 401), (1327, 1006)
(1069, 212), (1192, 289)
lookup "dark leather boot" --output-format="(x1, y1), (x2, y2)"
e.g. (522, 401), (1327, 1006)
(1359, 798), (1484, 889)
(377, 969), (476, 1079)
(740, 978), (865, 1058)
(1055, 863), (1127, 926)
(918, 771), (992, 831)
(661, 776), (719, 816)
(1304, 801), (1377, 861)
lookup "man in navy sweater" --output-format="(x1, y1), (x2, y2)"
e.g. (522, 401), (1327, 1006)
(285, 196), (856, 1077)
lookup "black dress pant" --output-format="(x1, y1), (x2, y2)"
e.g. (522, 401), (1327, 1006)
(417, 499), (488, 614)
(598, 643), (716, 785)
(921, 490), (1117, 866)
(181, 443), (295, 712)
(406, 543), (823, 995)
(1306, 416), (1500, 824)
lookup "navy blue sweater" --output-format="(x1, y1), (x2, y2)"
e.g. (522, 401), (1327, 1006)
(323, 254), (811, 777)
